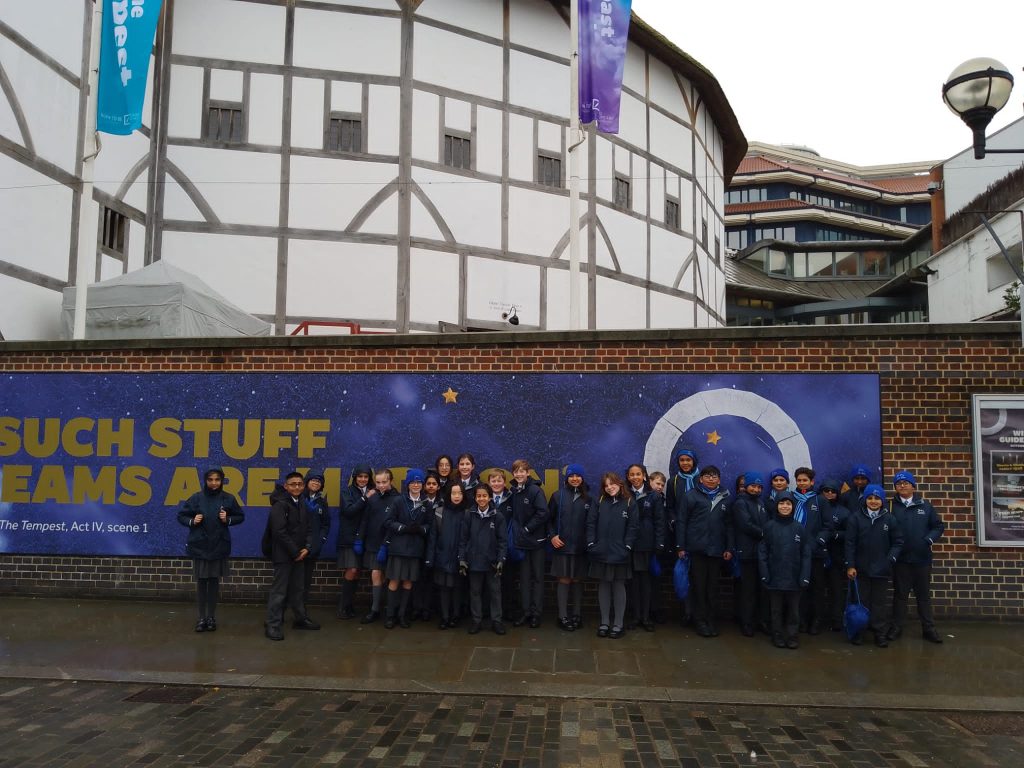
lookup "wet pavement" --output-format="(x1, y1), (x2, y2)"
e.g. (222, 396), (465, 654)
(1, 597), (1023, 766)
(0, 597), (1021, 712)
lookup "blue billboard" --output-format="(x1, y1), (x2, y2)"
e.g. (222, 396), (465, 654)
(0, 373), (881, 557)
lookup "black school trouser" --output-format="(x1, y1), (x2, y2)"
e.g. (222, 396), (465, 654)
(799, 559), (828, 628)
(689, 552), (720, 628)
(769, 589), (801, 640)
(738, 559), (768, 630)
(519, 548), (546, 619)
(856, 575), (891, 637)
(266, 560), (306, 630)
(892, 562), (935, 632)
(469, 571), (502, 623)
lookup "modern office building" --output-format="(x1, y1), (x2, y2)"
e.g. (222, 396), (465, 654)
(0, 0), (747, 340)
(723, 143), (935, 325)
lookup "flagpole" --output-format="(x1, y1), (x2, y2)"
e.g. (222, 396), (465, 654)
(568, 0), (582, 330)
(73, 0), (104, 340)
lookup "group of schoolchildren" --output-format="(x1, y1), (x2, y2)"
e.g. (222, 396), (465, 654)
(179, 450), (947, 650)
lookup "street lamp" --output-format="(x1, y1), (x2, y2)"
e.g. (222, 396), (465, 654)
(942, 58), (1016, 159)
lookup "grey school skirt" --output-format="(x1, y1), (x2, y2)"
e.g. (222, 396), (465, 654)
(550, 553), (586, 579)
(588, 561), (631, 582)
(385, 555), (421, 582)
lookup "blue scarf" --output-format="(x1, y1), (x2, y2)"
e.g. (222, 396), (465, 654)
(792, 490), (815, 526)
(677, 470), (699, 496)
(698, 483), (720, 499)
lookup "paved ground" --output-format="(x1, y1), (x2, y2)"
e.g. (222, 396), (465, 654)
(1, 679), (1023, 767)
(1, 597), (1023, 766)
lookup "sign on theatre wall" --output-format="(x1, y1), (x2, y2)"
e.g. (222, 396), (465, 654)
(973, 394), (1024, 547)
(0, 373), (881, 557)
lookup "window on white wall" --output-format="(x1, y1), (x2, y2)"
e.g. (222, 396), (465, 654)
(613, 176), (631, 209)
(987, 248), (1021, 292)
(100, 207), (127, 258)
(665, 198), (680, 230)
(537, 153), (562, 188)
(206, 101), (245, 144)
(326, 113), (363, 153)
(444, 132), (472, 170)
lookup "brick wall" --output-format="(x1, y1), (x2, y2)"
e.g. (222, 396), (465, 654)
(1, 323), (1022, 619)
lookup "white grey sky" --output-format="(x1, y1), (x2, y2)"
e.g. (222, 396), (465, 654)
(630, 0), (1022, 167)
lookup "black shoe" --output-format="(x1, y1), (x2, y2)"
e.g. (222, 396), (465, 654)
(571, 615), (583, 629)
(609, 626), (624, 639)
(851, 634), (863, 646)
(338, 606), (356, 620)
(923, 629), (944, 644)
(558, 617), (575, 632)
(786, 637), (799, 650)
(512, 614), (527, 627)
(773, 635), (786, 649)
(265, 626), (284, 641)
(468, 621), (482, 635)
(361, 611), (380, 624)
(399, 615), (411, 629)
(204, 618), (216, 632)
(808, 621), (821, 636)
(528, 616), (541, 629)
(875, 635), (889, 648)
(887, 626), (902, 641)
(625, 619), (639, 630)
(194, 620), (207, 633)
(384, 615), (396, 629)
(740, 625), (754, 638)
(696, 624), (713, 638)
(492, 621), (507, 635)
(293, 617), (321, 630)
(709, 624), (720, 637)
(642, 620), (655, 633)
(438, 619), (450, 630)
(597, 625), (610, 638)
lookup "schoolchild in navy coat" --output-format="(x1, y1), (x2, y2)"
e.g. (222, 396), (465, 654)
(381, 469), (432, 628)
(426, 482), (467, 628)
(355, 469), (403, 623)
(625, 464), (665, 631)
(818, 477), (851, 632)
(732, 471), (770, 636)
(676, 465), (734, 637)
(586, 472), (639, 638)
(888, 470), (945, 644)
(336, 463), (372, 619)
(548, 464), (591, 631)
(509, 460), (550, 627)
(758, 491), (811, 648)
(459, 485), (508, 634)
(845, 484), (904, 646)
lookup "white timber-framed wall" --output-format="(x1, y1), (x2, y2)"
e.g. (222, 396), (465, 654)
(0, 0), (745, 339)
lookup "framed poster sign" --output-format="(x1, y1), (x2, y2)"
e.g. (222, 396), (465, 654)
(973, 394), (1024, 546)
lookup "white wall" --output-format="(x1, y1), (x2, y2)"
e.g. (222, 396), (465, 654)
(1, 0), (733, 337)
(928, 201), (1024, 322)
(944, 118), (1024, 215)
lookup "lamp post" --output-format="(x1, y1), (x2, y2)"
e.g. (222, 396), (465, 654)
(941, 58), (1017, 159)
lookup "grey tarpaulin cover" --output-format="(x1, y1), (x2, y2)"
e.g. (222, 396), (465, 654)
(60, 261), (272, 339)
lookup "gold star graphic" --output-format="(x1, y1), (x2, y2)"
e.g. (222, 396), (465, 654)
(706, 430), (722, 445)
(442, 387), (459, 404)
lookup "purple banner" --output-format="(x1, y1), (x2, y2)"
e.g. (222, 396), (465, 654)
(579, 0), (633, 134)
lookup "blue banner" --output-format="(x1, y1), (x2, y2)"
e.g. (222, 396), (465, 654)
(96, 0), (164, 135)
(579, 0), (633, 134)
(0, 372), (880, 557)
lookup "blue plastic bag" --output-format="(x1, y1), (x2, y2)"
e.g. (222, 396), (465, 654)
(673, 555), (690, 600)
(353, 539), (364, 556)
(649, 553), (662, 577)
(843, 578), (870, 641)
(376, 543), (389, 564)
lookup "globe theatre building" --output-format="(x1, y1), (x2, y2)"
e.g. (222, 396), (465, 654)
(0, 0), (745, 338)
